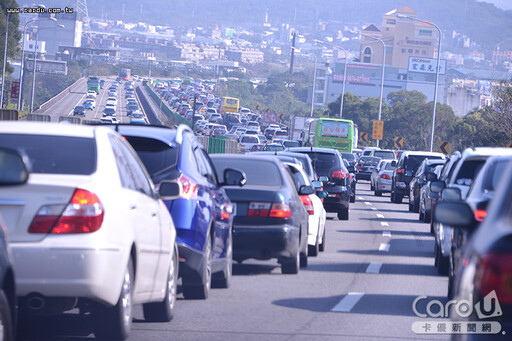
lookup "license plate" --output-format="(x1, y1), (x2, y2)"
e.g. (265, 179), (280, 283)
(328, 194), (338, 197)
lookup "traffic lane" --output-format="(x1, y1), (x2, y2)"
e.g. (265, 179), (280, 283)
(41, 79), (87, 121)
(18, 182), (448, 340)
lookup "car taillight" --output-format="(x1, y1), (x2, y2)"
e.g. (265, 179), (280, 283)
(178, 174), (198, 200)
(476, 253), (512, 304)
(247, 202), (291, 218)
(270, 202), (292, 218)
(300, 195), (314, 215)
(28, 188), (104, 234)
(380, 174), (391, 180)
(474, 209), (487, 222)
(220, 203), (232, 220)
(332, 171), (348, 179)
(397, 168), (404, 174)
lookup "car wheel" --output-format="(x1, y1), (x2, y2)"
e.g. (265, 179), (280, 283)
(370, 182), (375, 191)
(319, 228), (326, 252)
(300, 251), (308, 268)
(182, 237), (212, 300)
(281, 249), (299, 274)
(337, 207), (349, 220)
(375, 189), (382, 197)
(143, 246), (178, 322)
(350, 189), (356, 203)
(308, 235), (319, 257)
(212, 233), (232, 289)
(394, 194), (403, 204)
(413, 198), (420, 213)
(424, 209), (431, 224)
(408, 202), (414, 212)
(419, 209), (424, 222)
(434, 241), (449, 275)
(94, 258), (134, 340)
(0, 289), (14, 341)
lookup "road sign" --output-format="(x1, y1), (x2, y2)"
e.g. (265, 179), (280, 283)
(256, 104), (260, 111)
(507, 143), (512, 148)
(439, 141), (450, 154)
(394, 136), (404, 149)
(278, 113), (284, 121)
(25, 59), (68, 75)
(359, 132), (368, 143)
(0, 109), (19, 121)
(26, 114), (51, 122)
(59, 116), (81, 124)
(372, 120), (384, 140)
(11, 81), (20, 99)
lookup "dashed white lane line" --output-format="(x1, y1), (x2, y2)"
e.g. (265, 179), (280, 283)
(331, 292), (365, 312)
(376, 214), (385, 218)
(366, 262), (383, 274)
(381, 222), (389, 227)
(364, 201), (372, 206)
(357, 196), (364, 200)
(371, 207), (378, 211)
(379, 243), (390, 252)
(383, 231), (392, 237)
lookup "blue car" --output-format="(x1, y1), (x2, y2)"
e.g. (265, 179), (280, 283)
(115, 124), (244, 299)
(83, 100), (95, 110)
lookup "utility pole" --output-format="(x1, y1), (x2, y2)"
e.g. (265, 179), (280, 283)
(289, 31), (297, 74)
(192, 93), (196, 132)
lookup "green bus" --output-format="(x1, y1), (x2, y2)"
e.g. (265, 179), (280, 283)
(87, 76), (100, 94)
(303, 118), (355, 152)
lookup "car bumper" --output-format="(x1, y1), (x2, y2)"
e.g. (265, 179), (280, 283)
(356, 172), (372, 181)
(232, 224), (299, 262)
(12, 243), (127, 306)
(323, 188), (350, 212)
(377, 179), (392, 192)
(394, 181), (408, 195)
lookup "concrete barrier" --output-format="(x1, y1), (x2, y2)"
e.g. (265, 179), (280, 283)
(34, 77), (85, 114)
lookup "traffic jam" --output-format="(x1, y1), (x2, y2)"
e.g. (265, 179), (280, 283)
(1, 76), (511, 341)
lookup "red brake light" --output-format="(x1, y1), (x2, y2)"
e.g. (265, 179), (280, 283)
(29, 189), (104, 234)
(247, 202), (271, 217)
(300, 195), (315, 215)
(269, 202), (292, 218)
(332, 171), (348, 179)
(178, 174), (198, 200)
(380, 174), (391, 180)
(474, 209), (487, 222)
(397, 168), (404, 174)
(476, 253), (512, 304)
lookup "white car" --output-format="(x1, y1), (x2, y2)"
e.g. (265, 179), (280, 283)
(107, 96), (118, 104)
(100, 116), (119, 124)
(239, 134), (260, 153)
(284, 163), (326, 256)
(0, 122), (180, 340)
(86, 91), (97, 99)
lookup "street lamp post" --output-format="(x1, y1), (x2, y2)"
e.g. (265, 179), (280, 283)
(1, 13), (10, 108)
(398, 15), (442, 152)
(359, 32), (386, 147)
(290, 46), (318, 117)
(30, 23), (64, 113)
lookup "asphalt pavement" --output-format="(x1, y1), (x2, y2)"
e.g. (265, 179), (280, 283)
(19, 182), (451, 341)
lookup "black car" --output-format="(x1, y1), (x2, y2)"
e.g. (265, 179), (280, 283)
(251, 151), (317, 183)
(408, 158), (446, 213)
(127, 103), (140, 116)
(73, 105), (86, 116)
(288, 147), (350, 220)
(340, 152), (357, 167)
(434, 160), (512, 338)
(211, 154), (309, 274)
(390, 151), (445, 203)
(447, 155), (512, 299)
(355, 156), (381, 181)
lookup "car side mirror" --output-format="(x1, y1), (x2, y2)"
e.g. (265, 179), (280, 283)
(0, 148), (30, 186)
(222, 168), (246, 187)
(311, 180), (322, 189)
(391, 160), (397, 167)
(430, 180), (445, 193)
(158, 180), (181, 200)
(442, 187), (462, 201)
(426, 172), (437, 182)
(316, 190), (327, 199)
(434, 201), (475, 229)
(299, 185), (315, 196)
(318, 176), (328, 183)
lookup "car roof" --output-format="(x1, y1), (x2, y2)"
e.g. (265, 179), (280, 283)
(401, 151), (445, 158)
(112, 124), (177, 146)
(287, 147), (338, 154)
(0, 121), (106, 138)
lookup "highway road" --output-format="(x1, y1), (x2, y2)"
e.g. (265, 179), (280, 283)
(32, 77), (148, 124)
(19, 182), (450, 341)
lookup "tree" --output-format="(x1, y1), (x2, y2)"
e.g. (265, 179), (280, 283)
(0, 0), (21, 76)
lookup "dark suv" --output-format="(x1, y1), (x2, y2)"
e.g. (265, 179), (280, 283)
(288, 147), (350, 220)
(115, 124), (244, 299)
(390, 151), (445, 203)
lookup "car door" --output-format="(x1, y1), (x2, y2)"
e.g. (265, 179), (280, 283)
(110, 136), (162, 295)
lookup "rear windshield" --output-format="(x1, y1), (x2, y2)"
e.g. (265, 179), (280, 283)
(359, 157), (380, 164)
(484, 160), (512, 192)
(275, 131), (288, 136)
(374, 151), (395, 159)
(302, 152), (341, 176)
(124, 136), (178, 176)
(241, 136), (259, 143)
(455, 159), (486, 186)
(341, 152), (355, 161)
(283, 141), (300, 148)
(263, 145), (285, 151)
(212, 159), (282, 187)
(385, 163), (395, 171)
(404, 155), (442, 172)
(0, 134), (96, 175)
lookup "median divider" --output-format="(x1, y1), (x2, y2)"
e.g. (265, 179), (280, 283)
(144, 83), (191, 127)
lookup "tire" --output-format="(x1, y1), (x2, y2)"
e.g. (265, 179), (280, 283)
(94, 259), (134, 340)
(434, 241), (449, 275)
(182, 237), (212, 300)
(281, 249), (299, 274)
(350, 188), (356, 203)
(375, 190), (382, 197)
(143, 246), (178, 322)
(308, 238), (319, 257)
(394, 194), (403, 204)
(413, 198), (420, 213)
(212, 234), (232, 289)
(337, 207), (349, 220)
(419, 209), (424, 222)
(300, 252), (308, 268)
(408, 202), (414, 212)
(0, 289), (14, 341)
(424, 209), (431, 224)
(319, 228), (326, 252)
(370, 182), (375, 191)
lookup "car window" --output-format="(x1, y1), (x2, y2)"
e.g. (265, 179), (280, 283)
(124, 136), (178, 177)
(455, 159), (486, 186)
(302, 152), (342, 177)
(241, 136), (259, 143)
(341, 152), (355, 161)
(286, 166), (307, 191)
(109, 135), (137, 191)
(485, 160), (511, 192)
(373, 151), (395, 159)
(212, 159), (282, 187)
(201, 150), (219, 185)
(0, 134), (96, 175)
(115, 136), (154, 196)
